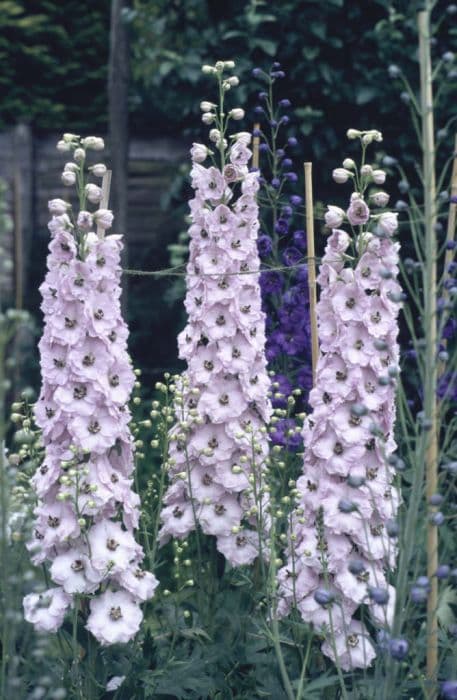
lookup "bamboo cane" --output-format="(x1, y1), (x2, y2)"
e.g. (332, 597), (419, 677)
(444, 135), (457, 273)
(252, 123), (260, 170)
(304, 162), (318, 383)
(97, 170), (113, 237)
(418, 9), (439, 696)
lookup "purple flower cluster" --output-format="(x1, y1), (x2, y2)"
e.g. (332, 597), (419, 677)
(24, 138), (157, 645)
(252, 64), (312, 434)
(278, 159), (402, 669)
(159, 129), (272, 565)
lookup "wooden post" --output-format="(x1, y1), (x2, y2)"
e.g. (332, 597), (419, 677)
(97, 170), (112, 237)
(304, 162), (318, 382)
(444, 134), (457, 272)
(252, 123), (260, 169)
(418, 8), (439, 696)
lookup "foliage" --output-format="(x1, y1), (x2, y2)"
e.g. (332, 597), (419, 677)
(0, 0), (109, 130)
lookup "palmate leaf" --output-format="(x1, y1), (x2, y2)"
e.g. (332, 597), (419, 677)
(437, 586), (457, 630)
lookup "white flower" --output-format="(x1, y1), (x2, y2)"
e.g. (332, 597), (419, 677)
(227, 76), (239, 86)
(370, 191), (390, 207)
(229, 108), (245, 121)
(224, 60), (235, 69)
(346, 129), (362, 139)
(23, 587), (71, 632)
(85, 184), (102, 203)
(202, 64), (216, 74)
(106, 676), (126, 692)
(324, 205), (345, 228)
(233, 132), (252, 146)
(48, 199), (69, 215)
(81, 136), (105, 150)
(74, 148), (86, 163)
(372, 169), (386, 185)
(202, 113), (215, 125)
(92, 163), (107, 178)
(117, 567), (159, 602)
(332, 168), (352, 184)
(61, 171), (76, 186)
(209, 129), (221, 143)
(63, 133), (79, 143)
(342, 158), (356, 169)
(94, 208), (114, 231)
(57, 140), (71, 153)
(200, 101), (214, 112)
(378, 212), (398, 235)
(50, 550), (100, 594)
(87, 520), (140, 575)
(86, 589), (142, 645)
(64, 162), (79, 173)
(77, 211), (94, 230)
(190, 143), (208, 163)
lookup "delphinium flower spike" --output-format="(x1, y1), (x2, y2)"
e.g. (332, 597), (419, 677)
(24, 135), (157, 645)
(278, 129), (402, 670)
(159, 62), (272, 565)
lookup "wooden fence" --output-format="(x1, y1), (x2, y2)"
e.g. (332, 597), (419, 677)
(0, 125), (187, 308)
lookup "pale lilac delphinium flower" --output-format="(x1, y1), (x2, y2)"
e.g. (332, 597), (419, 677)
(159, 62), (271, 565)
(278, 130), (401, 670)
(24, 135), (157, 645)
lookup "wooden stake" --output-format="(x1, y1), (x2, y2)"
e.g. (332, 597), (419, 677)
(252, 123), (260, 170)
(418, 9), (439, 696)
(97, 170), (113, 237)
(304, 162), (318, 383)
(444, 134), (457, 273)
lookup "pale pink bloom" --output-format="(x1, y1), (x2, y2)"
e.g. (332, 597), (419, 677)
(48, 198), (69, 215)
(50, 550), (101, 594)
(324, 205), (345, 228)
(86, 589), (143, 645)
(378, 212), (398, 236)
(88, 520), (141, 575)
(23, 587), (71, 633)
(94, 208), (114, 231)
(117, 568), (159, 602)
(347, 197), (370, 226)
(190, 143), (208, 163)
(321, 620), (376, 670)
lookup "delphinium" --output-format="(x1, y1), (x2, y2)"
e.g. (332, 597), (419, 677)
(251, 63), (312, 453)
(277, 129), (402, 673)
(159, 61), (272, 567)
(23, 135), (157, 656)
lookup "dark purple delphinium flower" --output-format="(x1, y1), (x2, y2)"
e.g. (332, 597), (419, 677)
(283, 246), (302, 267)
(442, 681), (457, 700)
(257, 234), (273, 258)
(293, 229), (307, 250)
(290, 195), (302, 206)
(260, 270), (284, 295)
(275, 218), (289, 235)
(389, 638), (409, 661)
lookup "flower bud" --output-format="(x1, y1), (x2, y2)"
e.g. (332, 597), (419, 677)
(73, 148), (85, 163)
(370, 191), (390, 207)
(346, 129), (362, 139)
(224, 60), (235, 69)
(332, 168), (352, 184)
(209, 129), (221, 143)
(202, 112), (215, 125)
(190, 143), (208, 163)
(342, 158), (356, 169)
(63, 133), (79, 143)
(202, 64), (216, 74)
(372, 169), (386, 184)
(48, 199), (69, 216)
(81, 136), (104, 150)
(200, 101), (214, 112)
(56, 140), (71, 153)
(61, 171), (76, 186)
(91, 163), (107, 178)
(85, 184), (102, 203)
(229, 108), (245, 121)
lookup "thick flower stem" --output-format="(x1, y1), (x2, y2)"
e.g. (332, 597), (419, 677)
(418, 7), (439, 696)
(303, 163), (318, 382)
